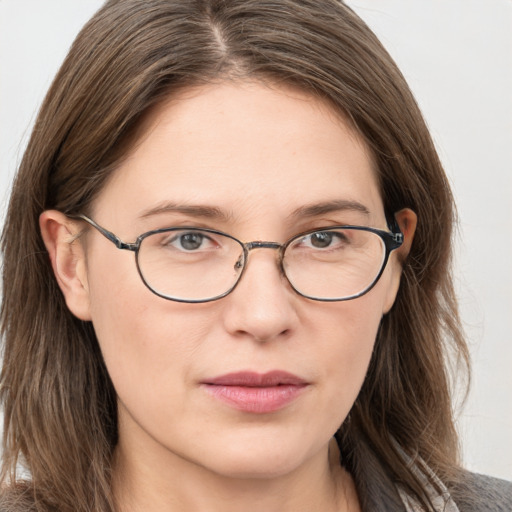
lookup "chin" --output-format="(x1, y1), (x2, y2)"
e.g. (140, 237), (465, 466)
(208, 454), (305, 481)
(191, 430), (326, 481)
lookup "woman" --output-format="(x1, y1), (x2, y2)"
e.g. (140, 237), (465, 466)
(1, 1), (510, 511)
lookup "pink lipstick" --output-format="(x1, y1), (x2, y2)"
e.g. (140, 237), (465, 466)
(201, 371), (309, 413)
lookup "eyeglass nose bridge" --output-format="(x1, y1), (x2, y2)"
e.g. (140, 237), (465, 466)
(245, 241), (282, 251)
(234, 240), (286, 271)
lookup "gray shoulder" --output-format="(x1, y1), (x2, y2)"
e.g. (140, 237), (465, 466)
(455, 472), (512, 512)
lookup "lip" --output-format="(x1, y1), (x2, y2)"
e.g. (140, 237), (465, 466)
(201, 371), (309, 414)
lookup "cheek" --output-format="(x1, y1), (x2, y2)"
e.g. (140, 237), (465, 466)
(85, 249), (210, 408)
(311, 285), (387, 422)
(91, 297), (222, 450)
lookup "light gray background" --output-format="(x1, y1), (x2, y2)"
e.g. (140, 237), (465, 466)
(1, 0), (511, 481)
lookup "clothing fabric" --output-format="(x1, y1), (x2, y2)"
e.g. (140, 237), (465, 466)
(398, 472), (512, 512)
(348, 443), (512, 512)
(450, 473), (512, 512)
(397, 468), (459, 512)
(383, 469), (512, 512)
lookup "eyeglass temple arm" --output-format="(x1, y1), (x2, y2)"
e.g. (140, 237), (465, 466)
(73, 214), (137, 251)
(386, 216), (404, 247)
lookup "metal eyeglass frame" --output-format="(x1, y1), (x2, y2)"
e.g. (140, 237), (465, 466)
(72, 214), (404, 303)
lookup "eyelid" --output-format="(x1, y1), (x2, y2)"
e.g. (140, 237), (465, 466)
(156, 229), (218, 251)
(293, 224), (361, 238)
(157, 227), (219, 239)
(296, 228), (349, 243)
(141, 224), (372, 247)
(292, 219), (370, 233)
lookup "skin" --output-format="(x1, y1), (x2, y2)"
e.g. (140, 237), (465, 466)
(41, 82), (416, 512)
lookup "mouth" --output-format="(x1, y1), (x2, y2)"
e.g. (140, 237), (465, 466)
(201, 371), (309, 413)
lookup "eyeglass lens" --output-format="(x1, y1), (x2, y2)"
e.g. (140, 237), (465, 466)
(136, 227), (386, 302)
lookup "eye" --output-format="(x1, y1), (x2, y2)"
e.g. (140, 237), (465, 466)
(167, 231), (215, 251)
(309, 231), (334, 248)
(300, 230), (348, 249)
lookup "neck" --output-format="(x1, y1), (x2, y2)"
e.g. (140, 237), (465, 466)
(112, 438), (360, 512)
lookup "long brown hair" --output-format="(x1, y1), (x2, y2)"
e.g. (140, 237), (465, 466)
(1, 1), (469, 510)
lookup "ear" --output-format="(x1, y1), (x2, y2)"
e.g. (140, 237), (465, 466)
(382, 208), (417, 314)
(39, 210), (92, 321)
(394, 208), (417, 261)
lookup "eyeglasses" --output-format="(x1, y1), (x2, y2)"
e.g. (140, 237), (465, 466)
(74, 214), (403, 303)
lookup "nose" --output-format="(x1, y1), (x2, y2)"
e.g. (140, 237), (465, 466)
(221, 248), (299, 343)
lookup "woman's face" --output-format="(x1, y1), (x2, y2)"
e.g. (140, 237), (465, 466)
(67, 82), (406, 479)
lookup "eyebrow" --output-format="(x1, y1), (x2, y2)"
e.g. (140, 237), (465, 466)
(138, 202), (233, 222)
(289, 199), (370, 220)
(138, 199), (370, 224)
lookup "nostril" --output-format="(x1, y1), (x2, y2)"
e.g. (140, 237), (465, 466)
(252, 328), (291, 344)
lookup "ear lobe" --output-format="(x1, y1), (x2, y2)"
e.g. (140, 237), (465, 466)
(39, 210), (92, 321)
(382, 208), (417, 314)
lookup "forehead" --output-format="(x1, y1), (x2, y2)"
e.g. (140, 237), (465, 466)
(93, 81), (384, 230)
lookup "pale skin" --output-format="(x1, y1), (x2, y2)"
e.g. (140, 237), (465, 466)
(40, 82), (416, 512)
